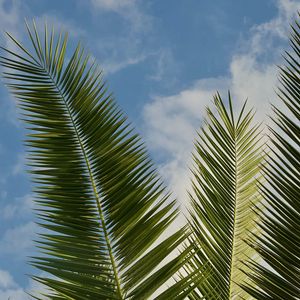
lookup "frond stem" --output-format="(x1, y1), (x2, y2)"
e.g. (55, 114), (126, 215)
(228, 125), (238, 299)
(44, 69), (124, 299)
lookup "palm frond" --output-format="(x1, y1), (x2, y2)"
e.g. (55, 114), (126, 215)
(243, 14), (300, 300)
(186, 93), (264, 299)
(0, 22), (188, 299)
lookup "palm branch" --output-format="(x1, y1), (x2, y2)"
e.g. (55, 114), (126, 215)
(186, 93), (264, 299)
(242, 15), (300, 300)
(0, 22), (191, 299)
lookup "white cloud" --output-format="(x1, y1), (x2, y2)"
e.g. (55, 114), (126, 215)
(90, 0), (149, 32)
(94, 34), (153, 74)
(0, 0), (26, 55)
(0, 190), (7, 199)
(0, 1), (30, 129)
(0, 270), (49, 300)
(1, 193), (33, 220)
(0, 269), (17, 289)
(142, 0), (300, 207)
(34, 11), (151, 75)
(0, 269), (26, 300)
(0, 0), (154, 78)
(0, 287), (28, 300)
(34, 14), (86, 38)
(0, 0), (20, 31)
(279, 0), (300, 17)
(0, 222), (36, 257)
(144, 77), (229, 157)
(12, 153), (26, 176)
(89, 0), (154, 74)
(143, 77), (228, 205)
(27, 272), (53, 300)
(0, 151), (28, 192)
(230, 55), (277, 122)
(0, 0), (299, 298)
(102, 52), (148, 74)
(91, 0), (136, 11)
(148, 48), (180, 83)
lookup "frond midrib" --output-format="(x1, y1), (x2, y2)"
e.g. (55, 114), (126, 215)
(228, 123), (238, 299)
(40, 64), (124, 299)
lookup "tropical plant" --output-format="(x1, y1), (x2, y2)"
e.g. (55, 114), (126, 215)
(181, 15), (300, 300)
(0, 13), (299, 300)
(184, 93), (264, 299)
(242, 16), (300, 300)
(0, 22), (192, 299)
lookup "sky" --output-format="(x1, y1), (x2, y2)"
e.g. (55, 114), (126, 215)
(0, 0), (299, 299)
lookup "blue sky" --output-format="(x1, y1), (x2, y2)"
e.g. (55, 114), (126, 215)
(0, 0), (299, 298)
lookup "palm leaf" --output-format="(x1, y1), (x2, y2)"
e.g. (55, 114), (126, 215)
(243, 15), (300, 300)
(186, 93), (264, 299)
(0, 22), (189, 299)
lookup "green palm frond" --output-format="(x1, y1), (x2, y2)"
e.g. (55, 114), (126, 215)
(186, 93), (264, 299)
(0, 22), (189, 299)
(243, 15), (300, 300)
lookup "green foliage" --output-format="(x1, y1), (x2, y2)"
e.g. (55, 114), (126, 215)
(1, 13), (299, 300)
(242, 16), (300, 300)
(185, 93), (263, 299)
(0, 22), (189, 299)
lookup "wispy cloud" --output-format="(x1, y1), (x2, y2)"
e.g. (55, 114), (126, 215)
(0, 0), (21, 34)
(0, 221), (36, 258)
(101, 52), (148, 74)
(143, 0), (300, 206)
(143, 77), (228, 205)
(0, 270), (29, 300)
(1, 193), (33, 220)
(0, 286), (27, 300)
(12, 153), (26, 176)
(91, 0), (135, 11)
(90, 0), (151, 32)
(148, 48), (180, 84)
(0, 0), (30, 129)
(0, 269), (49, 300)
(0, 269), (17, 289)
(34, 14), (87, 38)
(0, 0), (28, 56)
(88, 0), (156, 74)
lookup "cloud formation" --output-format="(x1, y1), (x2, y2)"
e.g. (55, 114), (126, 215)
(89, 0), (156, 74)
(0, 222), (36, 258)
(0, 269), (27, 300)
(143, 0), (300, 208)
(0, 269), (49, 300)
(1, 194), (33, 220)
(90, 0), (149, 32)
(91, 0), (136, 12)
(0, 269), (17, 289)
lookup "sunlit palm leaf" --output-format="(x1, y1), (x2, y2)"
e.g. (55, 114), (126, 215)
(243, 15), (300, 300)
(186, 93), (263, 299)
(0, 22), (188, 299)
